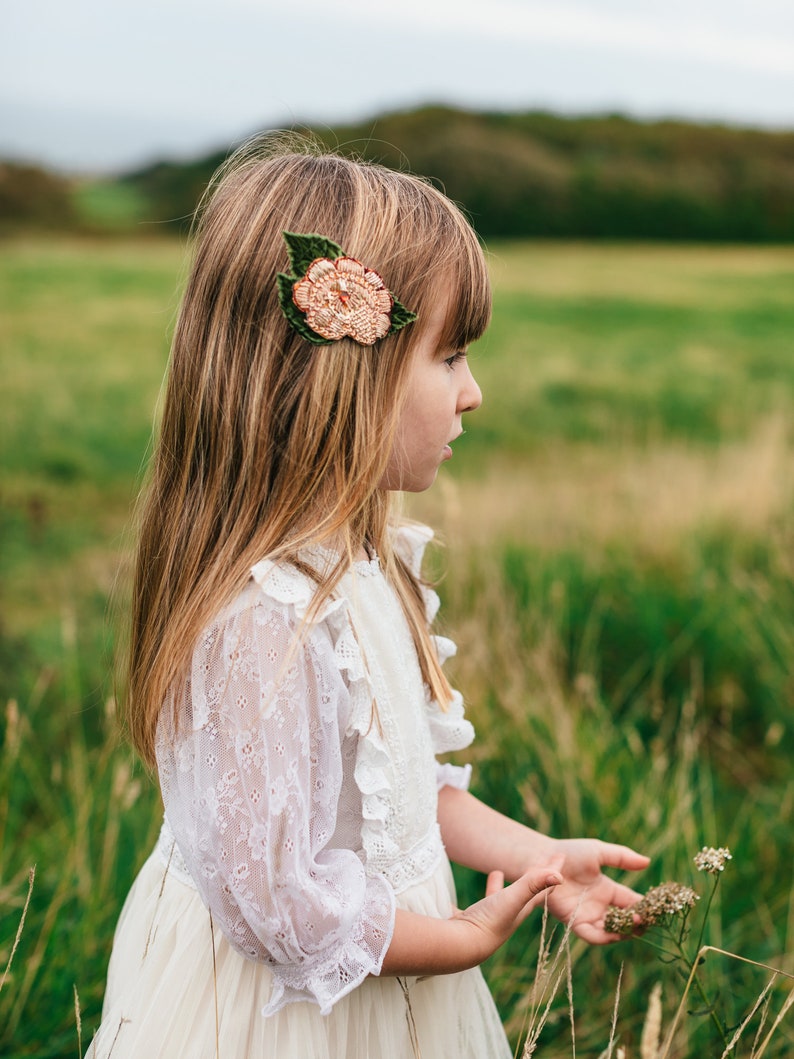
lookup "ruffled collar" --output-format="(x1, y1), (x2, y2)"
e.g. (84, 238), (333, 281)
(300, 542), (382, 578)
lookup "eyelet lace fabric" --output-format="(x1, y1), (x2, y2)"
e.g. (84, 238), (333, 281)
(155, 524), (474, 1016)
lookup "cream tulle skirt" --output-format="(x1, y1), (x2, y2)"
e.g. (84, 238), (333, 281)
(87, 851), (512, 1059)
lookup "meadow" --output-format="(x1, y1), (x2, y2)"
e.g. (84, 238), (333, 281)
(1, 235), (793, 1057)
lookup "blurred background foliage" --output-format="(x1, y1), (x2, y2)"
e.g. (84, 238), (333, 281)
(3, 104), (794, 241)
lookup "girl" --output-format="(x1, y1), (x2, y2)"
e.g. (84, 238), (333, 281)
(88, 140), (648, 1058)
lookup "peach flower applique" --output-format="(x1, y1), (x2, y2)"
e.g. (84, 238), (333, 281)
(292, 257), (393, 346)
(276, 231), (417, 346)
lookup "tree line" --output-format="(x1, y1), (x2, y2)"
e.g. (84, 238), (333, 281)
(4, 105), (794, 240)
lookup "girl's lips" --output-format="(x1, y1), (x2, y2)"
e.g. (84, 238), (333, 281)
(443, 430), (463, 461)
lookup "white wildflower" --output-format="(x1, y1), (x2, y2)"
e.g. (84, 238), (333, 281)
(693, 846), (732, 874)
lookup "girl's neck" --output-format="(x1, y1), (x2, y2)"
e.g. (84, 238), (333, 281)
(306, 529), (371, 563)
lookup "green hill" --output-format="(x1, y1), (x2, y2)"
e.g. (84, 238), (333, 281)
(3, 106), (793, 240)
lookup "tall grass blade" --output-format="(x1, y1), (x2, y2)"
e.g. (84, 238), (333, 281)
(74, 983), (83, 1059)
(719, 977), (776, 1057)
(0, 865), (35, 996)
(753, 987), (794, 1058)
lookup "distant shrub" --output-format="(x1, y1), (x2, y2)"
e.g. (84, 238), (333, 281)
(0, 162), (78, 231)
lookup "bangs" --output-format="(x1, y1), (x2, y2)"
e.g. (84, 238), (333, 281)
(438, 236), (492, 352)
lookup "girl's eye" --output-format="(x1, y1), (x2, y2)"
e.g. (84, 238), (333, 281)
(444, 351), (467, 369)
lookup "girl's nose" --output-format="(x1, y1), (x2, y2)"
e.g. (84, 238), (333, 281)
(460, 363), (483, 413)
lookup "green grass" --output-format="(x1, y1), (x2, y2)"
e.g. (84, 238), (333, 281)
(0, 237), (183, 706)
(70, 181), (152, 232)
(463, 242), (794, 456)
(1, 235), (793, 1056)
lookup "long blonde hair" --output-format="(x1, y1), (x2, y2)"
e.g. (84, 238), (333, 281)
(127, 138), (492, 766)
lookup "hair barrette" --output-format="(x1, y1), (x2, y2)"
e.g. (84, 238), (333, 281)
(276, 231), (418, 346)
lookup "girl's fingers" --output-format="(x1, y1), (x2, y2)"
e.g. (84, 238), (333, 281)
(600, 843), (651, 871)
(454, 860), (565, 955)
(523, 866), (564, 897)
(509, 861), (565, 915)
(484, 865), (560, 909)
(485, 870), (505, 897)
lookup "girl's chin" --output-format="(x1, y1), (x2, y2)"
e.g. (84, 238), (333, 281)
(381, 456), (446, 492)
(386, 470), (440, 494)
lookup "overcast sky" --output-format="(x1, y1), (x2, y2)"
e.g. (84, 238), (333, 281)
(2, 0), (793, 173)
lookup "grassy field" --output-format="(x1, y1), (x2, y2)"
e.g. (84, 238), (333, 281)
(1, 236), (793, 1056)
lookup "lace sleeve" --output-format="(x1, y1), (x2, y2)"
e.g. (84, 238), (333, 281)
(156, 587), (396, 1016)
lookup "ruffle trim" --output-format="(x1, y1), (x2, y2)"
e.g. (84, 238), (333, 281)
(250, 551), (401, 876)
(426, 689), (475, 754)
(250, 526), (473, 885)
(436, 762), (472, 792)
(393, 522), (441, 625)
(401, 528), (476, 754)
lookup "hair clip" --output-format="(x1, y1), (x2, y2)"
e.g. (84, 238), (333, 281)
(276, 231), (418, 346)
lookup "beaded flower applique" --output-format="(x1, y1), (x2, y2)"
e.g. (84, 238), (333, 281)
(276, 231), (418, 346)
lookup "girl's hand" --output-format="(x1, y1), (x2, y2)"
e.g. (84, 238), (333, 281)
(434, 787), (649, 947)
(450, 860), (564, 965)
(380, 860), (564, 977)
(542, 839), (649, 944)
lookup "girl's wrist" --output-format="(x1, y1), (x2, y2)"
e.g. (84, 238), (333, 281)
(499, 828), (560, 882)
(524, 831), (559, 863)
(379, 909), (489, 977)
(438, 786), (559, 879)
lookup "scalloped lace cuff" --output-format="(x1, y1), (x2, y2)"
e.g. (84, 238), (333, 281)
(260, 872), (396, 1016)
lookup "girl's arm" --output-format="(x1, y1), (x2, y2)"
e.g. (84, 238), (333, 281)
(437, 785), (650, 945)
(379, 862), (563, 976)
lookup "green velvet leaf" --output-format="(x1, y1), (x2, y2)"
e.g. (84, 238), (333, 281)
(388, 296), (419, 335)
(275, 272), (332, 345)
(282, 231), (343, 278)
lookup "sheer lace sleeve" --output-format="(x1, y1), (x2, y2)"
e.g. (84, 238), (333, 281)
(156, 581), (395, 1016)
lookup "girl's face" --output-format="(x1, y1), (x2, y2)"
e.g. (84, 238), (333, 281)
(380, 291), (483, 493)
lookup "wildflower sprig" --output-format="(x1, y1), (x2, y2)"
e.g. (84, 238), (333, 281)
(694, 846), (732, 874)
(604, 845), (734, 1049)
(604, 882), (699, 935)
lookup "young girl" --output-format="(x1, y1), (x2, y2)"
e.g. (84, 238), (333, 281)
(88, 141), (648, 1058)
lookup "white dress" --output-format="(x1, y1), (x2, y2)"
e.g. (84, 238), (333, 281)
(87, 526), (512, 1058)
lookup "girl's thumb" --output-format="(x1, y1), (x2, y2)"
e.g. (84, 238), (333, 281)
(519, 860), (564, 900)
(486, 860), (564, 906)
(485, 870), (505, 897)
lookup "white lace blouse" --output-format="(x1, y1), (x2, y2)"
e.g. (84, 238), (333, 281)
(155, 524), (474, 1015)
